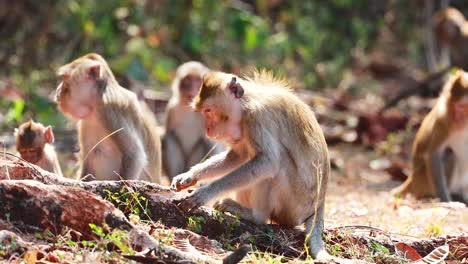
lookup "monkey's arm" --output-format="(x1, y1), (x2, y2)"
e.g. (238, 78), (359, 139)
(104, 113), (148, 180)
(165, 107), (176, 131)
(191, 150), (241, 180)
(431, 149), (452, 202)
(170, 150), (241, 191)
(177, 151), (278, 209)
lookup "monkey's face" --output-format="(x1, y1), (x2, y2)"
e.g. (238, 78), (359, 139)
(180, 74), (202, 106)
(453, 96), (468, 124)
(56, 75), (98, 120)
(200, 97), (242, 145)
(18, 146), (43, 163)
(16, 135), (45, 163)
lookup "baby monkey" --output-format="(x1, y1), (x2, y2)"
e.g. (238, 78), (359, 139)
(171, 71), (330, 259)
(15, 120), (63, 176)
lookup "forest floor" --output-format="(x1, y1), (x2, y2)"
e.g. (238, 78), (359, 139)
(326, 144), (467, 240)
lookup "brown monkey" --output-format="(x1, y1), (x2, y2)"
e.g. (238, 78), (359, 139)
(55, 53), (162, 183)
(15, 120), (63, 176)
(171, 71), (330, 259)
(392, 70), (468, 203)
(434, 7), (468, 70)
(162, 61), (220, 180)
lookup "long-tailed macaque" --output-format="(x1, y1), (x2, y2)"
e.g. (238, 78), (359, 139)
(15, 120), (63, 176)
(55, 53), (162, 183)
(170, 71), (330, 259)
(162, 61), (219, 180)
(392, 70), (468, 203)
(434, 7), (468, 70)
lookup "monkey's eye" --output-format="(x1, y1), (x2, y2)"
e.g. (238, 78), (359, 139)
(203, 108), (211, 114)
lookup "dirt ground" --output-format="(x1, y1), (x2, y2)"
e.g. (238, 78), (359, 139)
(326, 144), (467, 241)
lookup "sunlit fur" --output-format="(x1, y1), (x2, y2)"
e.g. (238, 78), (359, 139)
(176, 70), (330, 258)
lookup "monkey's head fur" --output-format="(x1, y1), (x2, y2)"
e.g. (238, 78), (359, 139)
(444, 69), (468, 127)
(55, 53), (116, 120)
(192, 71), (245, 144)
(170, 61), (209, 106)
(15, 120), (54, 163)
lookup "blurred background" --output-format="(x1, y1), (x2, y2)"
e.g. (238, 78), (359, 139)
(2, 0), (468, 129)
(1, 0), (468, 248)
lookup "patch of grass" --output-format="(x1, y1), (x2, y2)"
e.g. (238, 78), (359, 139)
(103, 188), (150, 220)
(88, 223), (134, 255)
(187, 216), (205, 234)
(425, 221), (443, 237)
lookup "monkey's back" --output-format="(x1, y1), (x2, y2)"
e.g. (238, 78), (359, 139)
(138, 100), (163, 183)
(402, 101), (449, 198)
(244, 86), (329, 223)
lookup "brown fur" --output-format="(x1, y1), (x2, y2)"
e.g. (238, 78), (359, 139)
(172, 70), (330, 259)
(392, 70), (468, 202)
(55, 53), (162, 182)
(15, 120), (63, 176)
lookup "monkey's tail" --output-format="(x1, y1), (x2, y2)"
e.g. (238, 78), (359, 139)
(222, 244), (251, 264)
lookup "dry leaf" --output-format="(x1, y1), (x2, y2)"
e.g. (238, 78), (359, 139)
(24, 250), (38, 264)
(395, 242), (422, 261)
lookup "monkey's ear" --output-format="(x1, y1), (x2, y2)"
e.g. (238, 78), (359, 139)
(228, 77), (244, 99)
(87, 64), (102, 80)
(44, 126), (55, 144)
(451, 72), (468, 98)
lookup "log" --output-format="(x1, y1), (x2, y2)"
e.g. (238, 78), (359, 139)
(0, 178), (242, 264)
(0, 156), (306, 257)
(0, 157), (466, 262)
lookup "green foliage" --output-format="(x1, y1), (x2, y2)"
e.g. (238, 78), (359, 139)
(87, 223), (134, 255)
(0, 1), (446, 128)
(187, 216), (205, 234)
(103, 188), (150, 219)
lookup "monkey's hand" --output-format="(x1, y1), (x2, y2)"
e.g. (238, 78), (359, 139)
(170, 173), (198, 192)
(174, 188), (209, 212)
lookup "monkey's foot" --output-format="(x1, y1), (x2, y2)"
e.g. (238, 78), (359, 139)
(213, 198), (253, 221)
(390, 183), (408, 197)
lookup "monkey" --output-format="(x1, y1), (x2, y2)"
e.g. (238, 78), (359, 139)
(170, 71), (330, 259)
(55, 53), (162, 183)
(14, 120), (63, 176)
(162, 61), (221, 180)
(392, 69), (468, 203)
(434, 7), (468, 70)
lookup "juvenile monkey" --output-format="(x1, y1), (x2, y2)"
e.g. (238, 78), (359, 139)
(392, 70), (468, 203)
(55, 53), (162, 183)
(15, 120), (63, 176)
(171, 71), (330, 259)
(163, 61), (219, 180)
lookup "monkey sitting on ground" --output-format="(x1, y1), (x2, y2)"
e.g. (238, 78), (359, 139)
(392, 70), (468, 203)
(162, 61), (221, 180)
(15, 120), (63, 176)
(55, 53), (162, 183)
(170, 71), (330, 259)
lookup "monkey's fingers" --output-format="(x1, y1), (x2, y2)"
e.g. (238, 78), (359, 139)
(170, 178), (197, 192)
(175, 196), (200, 212)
